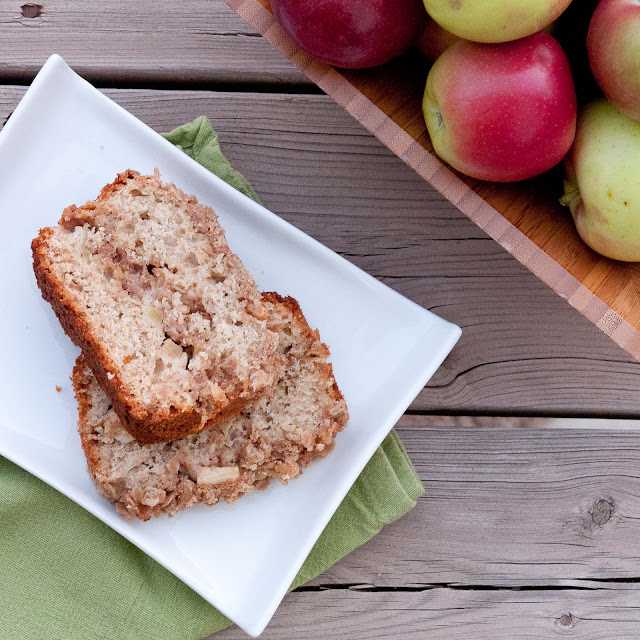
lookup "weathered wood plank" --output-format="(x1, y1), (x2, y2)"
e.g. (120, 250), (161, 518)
(0, 0), (307, 85)
(215, 423), (640, 638)
(3, 86), (640, 415)
(307, 425), (640, 588)
(214, 587), (640, 639)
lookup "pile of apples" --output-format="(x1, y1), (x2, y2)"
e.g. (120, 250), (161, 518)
(271, 0), (640, 262)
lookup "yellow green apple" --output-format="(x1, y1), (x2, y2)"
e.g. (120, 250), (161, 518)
(562, 100), (640, 261)
(423, 0), (572, 43)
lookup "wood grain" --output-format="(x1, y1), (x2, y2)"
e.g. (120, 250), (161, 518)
(307, 425), (640, 588)
(0, 0), (307, 85)
(3, 86), (640, 415)
(215, 423), (640, 638)
(214, 587), (640, 639)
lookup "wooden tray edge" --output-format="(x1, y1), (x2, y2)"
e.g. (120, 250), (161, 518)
(223, 0), (640, 362)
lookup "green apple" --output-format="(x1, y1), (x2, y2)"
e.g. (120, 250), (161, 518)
(423, 0), (571, 43)
(562, 100), (640, 261)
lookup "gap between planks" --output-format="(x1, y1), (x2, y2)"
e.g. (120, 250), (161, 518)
(396, 414), (640, 431)
(296, 579), (640, 592)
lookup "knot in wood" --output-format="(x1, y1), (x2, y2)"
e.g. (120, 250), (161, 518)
(590, 497), (613, 526)
(556, 611), (576, 630)
(21, 3), (42, 18)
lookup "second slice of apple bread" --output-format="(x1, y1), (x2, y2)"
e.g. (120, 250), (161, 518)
(32, 170), (282, 443)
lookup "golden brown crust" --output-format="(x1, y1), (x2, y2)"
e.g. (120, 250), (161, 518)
(33, 170), (279, 444)
(33, 227), (204, 444)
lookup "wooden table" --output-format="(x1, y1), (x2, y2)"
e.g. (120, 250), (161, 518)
(5, 1), (640, 637)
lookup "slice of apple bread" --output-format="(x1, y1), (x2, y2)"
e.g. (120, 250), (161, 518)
(33, 170), (282, 443)
(73, 293), (349, 521)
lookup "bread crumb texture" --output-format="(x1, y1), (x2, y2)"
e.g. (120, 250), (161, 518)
(33, 170), (282, 442)
(74, 293), (349, 521)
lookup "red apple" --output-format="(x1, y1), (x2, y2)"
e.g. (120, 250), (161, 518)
(423, 32), (577, 182)
(271, 0), (426, 69)
(587, 0), (640, 122)
(416, 16), (461, 63)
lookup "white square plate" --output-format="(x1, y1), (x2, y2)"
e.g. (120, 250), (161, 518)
(0, 55), (461, 636)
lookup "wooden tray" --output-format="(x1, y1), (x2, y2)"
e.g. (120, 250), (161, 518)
(223, 0), (640, 361)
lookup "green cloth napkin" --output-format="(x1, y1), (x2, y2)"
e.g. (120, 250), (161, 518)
(0, 116), (424, 640)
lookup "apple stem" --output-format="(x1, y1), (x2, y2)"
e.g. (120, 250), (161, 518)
(560, 185), (581, 213)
